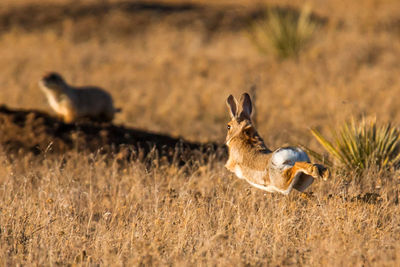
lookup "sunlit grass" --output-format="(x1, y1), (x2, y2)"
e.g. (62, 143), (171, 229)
(1, 1), (400, 265)
(1, 150), (399, 266)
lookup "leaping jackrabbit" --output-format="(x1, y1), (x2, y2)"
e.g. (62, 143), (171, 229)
(225, 93), (329, 195)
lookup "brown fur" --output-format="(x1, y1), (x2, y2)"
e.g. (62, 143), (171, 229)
(39, 72), (119, 123)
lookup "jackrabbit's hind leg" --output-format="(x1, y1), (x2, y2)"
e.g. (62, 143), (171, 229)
(293, 173), (315, 192)
(314, 163), (330, 180)
(283, 162), (317, 192)
(293, 162), (330, 181)
(282, 162), (315, 192)
(291, 162), (320, 177)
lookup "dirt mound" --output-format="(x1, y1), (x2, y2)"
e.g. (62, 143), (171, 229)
(0, 105), (225, 163)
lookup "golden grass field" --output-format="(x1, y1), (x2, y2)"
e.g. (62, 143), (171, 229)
(1, 0), (400, 265)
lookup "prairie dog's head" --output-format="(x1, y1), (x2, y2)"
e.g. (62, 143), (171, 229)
(225, 93), (256, 147)
(39, 72), (67, 92)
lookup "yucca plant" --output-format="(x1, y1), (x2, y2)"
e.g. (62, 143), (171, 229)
(248, 5), (318, 58)
(310, 118), (400, 174)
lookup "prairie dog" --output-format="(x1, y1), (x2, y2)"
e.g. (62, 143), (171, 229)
(39, 72), (120, 123)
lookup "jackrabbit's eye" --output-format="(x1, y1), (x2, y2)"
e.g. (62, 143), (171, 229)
(227, 125), (231, 130)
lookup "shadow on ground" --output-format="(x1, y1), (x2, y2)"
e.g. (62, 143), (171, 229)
(0, 105), (226, 165)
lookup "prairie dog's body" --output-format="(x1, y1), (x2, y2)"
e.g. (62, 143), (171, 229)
(225, 93), (329, 195)
(39, 73), (118, 123)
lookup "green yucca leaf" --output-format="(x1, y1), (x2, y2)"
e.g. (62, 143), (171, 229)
(301, 145), (333, 167)
(310, 118), (400, 175)
(310, 129), (342, 160)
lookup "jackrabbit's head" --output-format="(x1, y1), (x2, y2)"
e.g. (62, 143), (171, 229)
(225, 93), (259, 146)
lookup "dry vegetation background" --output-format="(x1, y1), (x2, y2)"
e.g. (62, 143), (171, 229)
(1, 0), (400, 265)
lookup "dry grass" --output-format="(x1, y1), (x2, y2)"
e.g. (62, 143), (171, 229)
(248, 5), (319, 58)
(1, 0), (400, 265)
(1, 152), (399, 266)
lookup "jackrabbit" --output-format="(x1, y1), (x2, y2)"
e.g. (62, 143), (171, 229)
(225, 93), (329, 195)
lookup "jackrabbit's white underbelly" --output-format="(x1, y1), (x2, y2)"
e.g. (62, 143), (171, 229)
(246, 179), (292, 194)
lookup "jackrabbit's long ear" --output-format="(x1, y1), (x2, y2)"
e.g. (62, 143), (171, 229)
(226, 95), (238, 118)
(238, 93), (252, 120)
